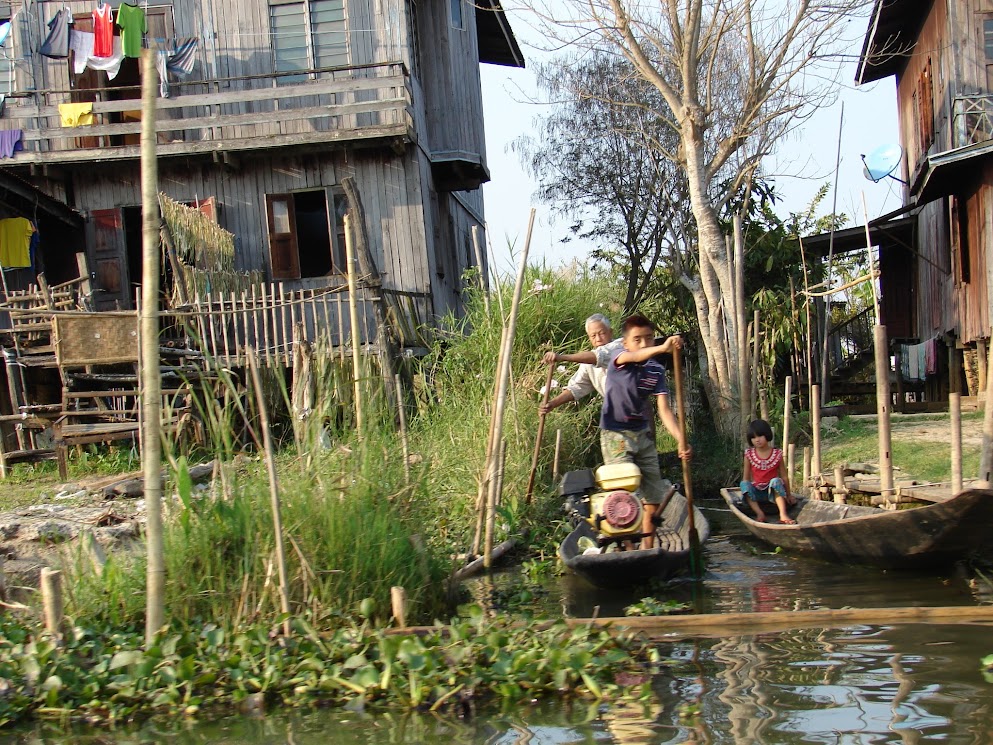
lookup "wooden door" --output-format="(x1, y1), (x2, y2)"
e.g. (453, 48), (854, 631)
(266, 194), (301, 280)
(88, 208), (130, 309)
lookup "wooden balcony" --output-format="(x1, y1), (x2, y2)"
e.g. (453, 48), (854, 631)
(1, 62), (414, 166)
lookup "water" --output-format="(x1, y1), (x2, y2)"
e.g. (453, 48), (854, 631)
(4, 501), (993, 744)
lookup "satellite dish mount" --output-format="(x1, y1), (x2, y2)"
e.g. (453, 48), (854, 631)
(861, 143), (908, 185)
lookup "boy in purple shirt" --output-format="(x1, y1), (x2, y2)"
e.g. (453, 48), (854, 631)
(600, 314), (691, 548)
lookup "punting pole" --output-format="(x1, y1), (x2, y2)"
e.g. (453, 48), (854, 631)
(343, 213), (364, 437)
(734, 215), (748, 446)
(525, 363), (555, 503)
(811, 384), (822, 481)
(782, 376), (792, 448)
(751, 309), (760, 419)
(672, 345), (702, 578)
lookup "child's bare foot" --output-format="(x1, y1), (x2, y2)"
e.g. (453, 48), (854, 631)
(753, 511), (767, 523)
(779, 516), (797, 525)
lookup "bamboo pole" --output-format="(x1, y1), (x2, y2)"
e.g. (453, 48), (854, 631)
(553, 428), (562, 484)
(396, 604), (993, 639)
(782, 376), (792, 449)
(798, 237), (814, 413)
(471, 225), (490, 315)
(525, 364), (555, 503)
(979, 339), (988, 393)
(803, 446), (811, 491)
(484, 209), (536, 568)
(811, 384), (822, 482)
(343, 214), (364, 437)
(394, 373), (410, 485)
(734, 215), (748, 445)
(139, 49), (165, 647)
(672, 346), (701, 578)
(874, 324), (895, 499)
(950, 391), (962, 495)
(833, 466), (846, 503)
(751, 309), (760, 418)
(40, 567), (63, 638)
(494, 438), (508, 508)
(787, 443), (796, 491)
(472, 326), (507, 557)
(246, 347), (292, 638)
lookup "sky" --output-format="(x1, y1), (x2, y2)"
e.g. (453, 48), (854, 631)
(478, 4), (904, 278)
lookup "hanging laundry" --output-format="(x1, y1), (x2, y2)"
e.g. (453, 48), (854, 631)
(58, 102), (95, 127)
(154, 50), (169, 97)
(116, 3), (146, 59)
(0, 217), (35, 269)
(167, 37), (199, 76)
(0, 129), (22, 158)
(40, 8), (73, 59)
(70, 31), (125, 80)
(92, 2), (114, 58)
(925, 338), (939, 376)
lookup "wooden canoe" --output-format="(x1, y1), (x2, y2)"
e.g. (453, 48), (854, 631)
(558, 491), (710, 588)
(720, 487), (993, 569)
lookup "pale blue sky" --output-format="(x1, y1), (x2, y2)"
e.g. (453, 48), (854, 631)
(479, 6), (903, 277)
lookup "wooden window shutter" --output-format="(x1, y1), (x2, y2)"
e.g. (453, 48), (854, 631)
(266, 194), (301, 280)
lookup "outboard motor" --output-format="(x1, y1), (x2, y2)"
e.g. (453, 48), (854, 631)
(559, 463), (646, 549)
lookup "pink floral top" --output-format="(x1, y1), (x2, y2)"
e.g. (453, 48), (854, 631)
(745, 447), (783, 490)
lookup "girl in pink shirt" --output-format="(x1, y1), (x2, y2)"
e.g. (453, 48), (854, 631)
(740, 419), (795, 524)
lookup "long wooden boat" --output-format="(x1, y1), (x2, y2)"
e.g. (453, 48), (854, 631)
(719, 487), (993, 568)
(558, 491), (710, 588)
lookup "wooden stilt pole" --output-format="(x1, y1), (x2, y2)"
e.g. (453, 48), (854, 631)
(247, 347), (292, 638)
(978, 339), (988, 393)
(390, 586), (408, 629)
(40, 567), (64, 638)
(759, 389), (769, 420)
(787, 443), (796, 491)
(471, 225), (490, 315)
(950, 391), (962, 495)
(979, 331), (993, 486)
(874, 324), (895, 499)
(782, 376), (792, 449)
(803, 446), (811, 491)
(811, 384), (822, 482)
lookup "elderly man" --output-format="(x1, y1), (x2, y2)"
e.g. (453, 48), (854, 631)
(539, 314), (620, 415)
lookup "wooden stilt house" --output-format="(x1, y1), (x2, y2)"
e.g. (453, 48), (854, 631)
(807, 0), (993, 403)
(0, 0), (523, 329)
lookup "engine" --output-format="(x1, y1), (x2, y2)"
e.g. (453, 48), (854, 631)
(560, 463), (645, 545)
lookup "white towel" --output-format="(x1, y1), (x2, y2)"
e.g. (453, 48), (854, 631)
(69, 31), (124, 80)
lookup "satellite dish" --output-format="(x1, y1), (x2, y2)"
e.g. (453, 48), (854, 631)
(0, 22), (10, 48)
(861, 143), (907, 184)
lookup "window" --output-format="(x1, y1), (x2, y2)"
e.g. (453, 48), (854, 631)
(266, 189), (349, 280)
(449, 0), (463, 30)
(984, 18), (993, 60)
(270, 0), (347, 83)
(916, 57), (934, 156)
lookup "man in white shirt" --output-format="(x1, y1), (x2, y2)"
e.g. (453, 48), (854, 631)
(540, 314), (621, 414)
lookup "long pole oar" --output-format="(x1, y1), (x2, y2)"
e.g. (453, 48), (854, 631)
(525, 363), (555, 503)
(671, 345), (702, 578)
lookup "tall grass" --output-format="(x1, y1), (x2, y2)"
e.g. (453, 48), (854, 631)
(63, 260), (739, 630)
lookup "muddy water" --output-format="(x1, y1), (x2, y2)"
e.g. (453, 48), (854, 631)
(5, 501), (993, 744)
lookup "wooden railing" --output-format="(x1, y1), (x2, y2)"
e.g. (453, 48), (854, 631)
(952, 95), (993, 148)
(826, 306), (874, 377)
(1, 62), (413, 165)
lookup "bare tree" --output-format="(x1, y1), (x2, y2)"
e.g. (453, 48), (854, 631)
(520, 0), (863, 434)
(514, 53), (694, 312)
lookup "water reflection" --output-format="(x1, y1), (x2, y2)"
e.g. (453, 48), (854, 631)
(6, 503), (993, 744)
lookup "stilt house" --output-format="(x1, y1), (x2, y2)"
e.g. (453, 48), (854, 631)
(808, 0), (993, 402)
(0, 0), (523, 324)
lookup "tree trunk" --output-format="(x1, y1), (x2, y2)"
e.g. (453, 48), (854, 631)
(681, 126), (739, 436)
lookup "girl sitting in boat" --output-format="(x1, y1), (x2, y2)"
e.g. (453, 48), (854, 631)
(741, 419), (795, 524)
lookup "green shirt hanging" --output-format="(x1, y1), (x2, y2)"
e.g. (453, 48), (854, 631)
(116, 4), (147, 59)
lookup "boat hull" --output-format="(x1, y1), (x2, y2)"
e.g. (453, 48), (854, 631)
(558, 491), (710, 588)
(720, 487), (993, 569)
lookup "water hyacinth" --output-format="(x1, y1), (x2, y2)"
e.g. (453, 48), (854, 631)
(0, 611), (659, 728)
